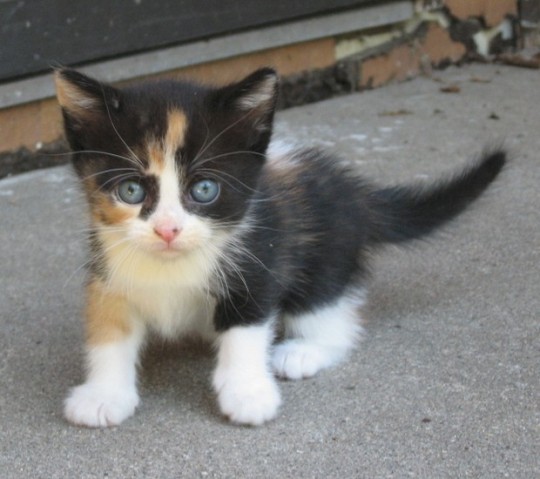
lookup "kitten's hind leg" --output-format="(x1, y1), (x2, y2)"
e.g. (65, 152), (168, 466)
(272, 292), (365, 380)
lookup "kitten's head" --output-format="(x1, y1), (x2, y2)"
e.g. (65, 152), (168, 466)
(55, 68), (278, 259)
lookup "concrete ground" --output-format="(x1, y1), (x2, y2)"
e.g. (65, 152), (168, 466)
(0, 63), (538, 478)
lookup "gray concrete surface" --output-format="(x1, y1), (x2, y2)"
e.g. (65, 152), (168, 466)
(0, 63), (538, 478)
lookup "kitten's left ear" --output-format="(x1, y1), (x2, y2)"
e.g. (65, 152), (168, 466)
(55, 69), (122, 151)
(216, 68), (279, 149)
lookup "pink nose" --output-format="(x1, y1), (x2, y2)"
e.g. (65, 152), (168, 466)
(154, 225), (181, 243)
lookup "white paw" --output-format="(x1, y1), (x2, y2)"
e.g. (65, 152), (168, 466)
(213, 370), (281, 426)
(272, 341), (332, 380)
(64, 383), (139, 427)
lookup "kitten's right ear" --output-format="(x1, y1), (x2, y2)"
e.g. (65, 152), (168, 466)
(54, 68), (120, 119)
(213, 68), (279, 152)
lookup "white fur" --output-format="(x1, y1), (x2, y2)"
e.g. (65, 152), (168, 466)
(143, 147), (210, 254)
(237, 76), (276, 111)
(213, 322), (281, 425)
(149, 150), (185, 242)
(272, 292), (365, 380)
(64, 322), (145, 427)
(266, 139), (296, 161)
(98, 226), (221, 339)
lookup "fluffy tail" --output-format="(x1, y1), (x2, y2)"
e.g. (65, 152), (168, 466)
(367, 149), (506, 245)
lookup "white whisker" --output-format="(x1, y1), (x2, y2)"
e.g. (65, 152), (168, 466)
(191, 149), (266, 171)
(80, 167), (139, 183)
(192, 108), (260, 167)
(46, 149), (143, 168)
(99, 84), (145, 170)
(88, 172), (138, 199)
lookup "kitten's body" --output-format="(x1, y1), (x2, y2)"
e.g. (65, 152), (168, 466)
(55, 68), (505, 427)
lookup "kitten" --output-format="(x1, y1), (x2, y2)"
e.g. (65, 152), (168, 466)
(55, 67), (505, 427)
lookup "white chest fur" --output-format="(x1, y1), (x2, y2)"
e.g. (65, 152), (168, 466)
(128, 283), (216, 340)
(102, 235), (220, 340)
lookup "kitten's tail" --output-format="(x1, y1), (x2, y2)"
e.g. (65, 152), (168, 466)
(367, 148), (506, 245)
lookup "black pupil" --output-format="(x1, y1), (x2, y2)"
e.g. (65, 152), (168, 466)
(200, 182), (211, 195)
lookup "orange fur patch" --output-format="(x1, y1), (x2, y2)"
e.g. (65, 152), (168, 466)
(146, 139), (165, 172)
(166, 110), (188, 153)
(81, 178), (134, 226)
(85, 279), (132, 345)
(146, 110), (187, 174)
(92, 192), (134, 226)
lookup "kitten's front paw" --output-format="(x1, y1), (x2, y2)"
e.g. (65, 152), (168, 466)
(213, 370), (281, 426)
(64, 383), (139, 427)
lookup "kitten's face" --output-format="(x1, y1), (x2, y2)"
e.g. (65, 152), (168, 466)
(55, 69), (278, 259)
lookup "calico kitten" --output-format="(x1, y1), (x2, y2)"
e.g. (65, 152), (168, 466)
(55, 67), (505, 427)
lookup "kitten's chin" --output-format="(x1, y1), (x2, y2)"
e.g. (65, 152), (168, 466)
(152, 248), (184, 259)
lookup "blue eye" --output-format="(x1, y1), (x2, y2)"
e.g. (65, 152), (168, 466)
(117, 179), (146, 204)
(191, 179), (220, 204)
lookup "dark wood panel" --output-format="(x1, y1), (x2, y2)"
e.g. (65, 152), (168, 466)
(521, 0), (540, 22)
(0, 0), (378, 82)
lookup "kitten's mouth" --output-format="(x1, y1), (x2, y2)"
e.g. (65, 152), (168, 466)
(149, 239), (194, 258)
(153, 242), (184, 256)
